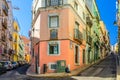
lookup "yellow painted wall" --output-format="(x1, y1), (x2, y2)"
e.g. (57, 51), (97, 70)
(12, 20), (20, 61)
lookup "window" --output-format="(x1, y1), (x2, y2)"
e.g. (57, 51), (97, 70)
(49, 44), (58, 54)
(48, 42), (60, 55)
(49, 63), (57, 70)
(74, 2), (78, 11)
(49, 16), (59, 28)
(83, 29), (86, 40)
(83, 12), (85, 20)
(75, 22), (79, 29)
(45, 0), (63, 7)
(51, 0), (59, 6)
(50, 29), (58, 39)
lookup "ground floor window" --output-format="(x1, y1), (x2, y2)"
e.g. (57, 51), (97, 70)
(49, 63), (57, 70)
(48, 41), (60, 55)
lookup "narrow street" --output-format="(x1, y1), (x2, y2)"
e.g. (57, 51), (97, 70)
(0, 64), (29, 80)
(72, 54), (117, 80)
(0, 54), (116, 80)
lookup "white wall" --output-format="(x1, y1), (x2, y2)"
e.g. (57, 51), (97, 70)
(32, 14), (40, 39)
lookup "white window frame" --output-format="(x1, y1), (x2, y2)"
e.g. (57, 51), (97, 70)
(48, 13), (59, 28)
(48, 41), (60, 56)
(74, 1), (78, 11)
(48, 62), (57, 70)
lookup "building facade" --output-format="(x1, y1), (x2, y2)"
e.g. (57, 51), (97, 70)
(31, 0), (110, 74)
(21, 36), (31, 63)
(0, 0), (9, 61)
(18, 36), (25, 61)
(31, 0), (87, 73)
(12, 20), (20, 61)
(7, 1), (14, 61)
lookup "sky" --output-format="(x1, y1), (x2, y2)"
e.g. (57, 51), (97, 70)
(11, 0), (117, 45)
(96, 0), (117, 45)
(11, 0), (32, 38)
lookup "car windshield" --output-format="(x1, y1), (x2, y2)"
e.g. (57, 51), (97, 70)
(0, 62), (8, 65)
(12, 62), (16, 64)
(0, 62), (5, 65)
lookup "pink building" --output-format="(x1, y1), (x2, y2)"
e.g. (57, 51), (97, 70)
(31, 0), (86, 74)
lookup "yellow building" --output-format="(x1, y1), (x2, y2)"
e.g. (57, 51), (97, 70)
(12, 20), (20, 61)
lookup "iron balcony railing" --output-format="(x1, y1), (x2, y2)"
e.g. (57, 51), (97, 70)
(1, 35), (6, 42)
(2, 17), (7, 29)
(74, 29), (83, 43)
(9, 34), (13, 41)
(87, 35), (92, 44)
(2, 4), (8, 16)
(45, 0), (63, 7)
(86, 16), (92, 26)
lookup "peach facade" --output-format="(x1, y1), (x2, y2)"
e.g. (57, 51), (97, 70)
(32, 0), (86, 74)
(32, 7), (86, 73)
(39, 40), (85, 73)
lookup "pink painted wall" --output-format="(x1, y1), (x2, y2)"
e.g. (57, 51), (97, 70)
(34, 8), (86, 73)
(39, 40), (85, 73)
(40, 8), (69, 41)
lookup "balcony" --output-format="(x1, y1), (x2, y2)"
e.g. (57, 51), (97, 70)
(1, 35), (6, 42)
(3, 48), (7, 53)
(9, 34), (13, 41)
(50, 29), (58, 40)
(74, 29), (83, 43)
(86, 16), (92, 27)
(45, 0), (63, 7)
(87, 35), (92, 44)
(2, 4), (8, 16)
(2, 18), (7, 29)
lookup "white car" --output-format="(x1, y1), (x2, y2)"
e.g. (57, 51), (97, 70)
(0, 61), (13, 70)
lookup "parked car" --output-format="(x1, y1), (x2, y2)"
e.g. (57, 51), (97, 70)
(11, 61), (18, 68)
(17, 61), (22, 67)
(0, 63), (6, 74)
(0, 61), (13, 70)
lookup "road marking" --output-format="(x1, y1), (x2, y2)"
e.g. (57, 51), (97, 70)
(80, 67), (95, 76)
(72, 76), (116, 80)
(91, 68), (103, 76)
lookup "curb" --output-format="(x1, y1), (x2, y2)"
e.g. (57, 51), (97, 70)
(26, 57), (107, 78)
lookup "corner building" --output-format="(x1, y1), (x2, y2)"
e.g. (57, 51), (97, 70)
(32, 0), (87, 73)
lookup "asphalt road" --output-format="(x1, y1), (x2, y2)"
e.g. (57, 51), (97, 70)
(74, 54), (117, 80)
(0, 54), (117, 80)
(0, 64), (29, 80)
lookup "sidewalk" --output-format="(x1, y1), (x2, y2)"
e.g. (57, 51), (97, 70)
(117, 55), (120, 80)
(26, 58), (106, 78)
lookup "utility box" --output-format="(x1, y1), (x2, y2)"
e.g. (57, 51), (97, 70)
(56, 60), (66, 73)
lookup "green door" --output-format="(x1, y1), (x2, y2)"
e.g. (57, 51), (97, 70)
(56, 60), (66, 73)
